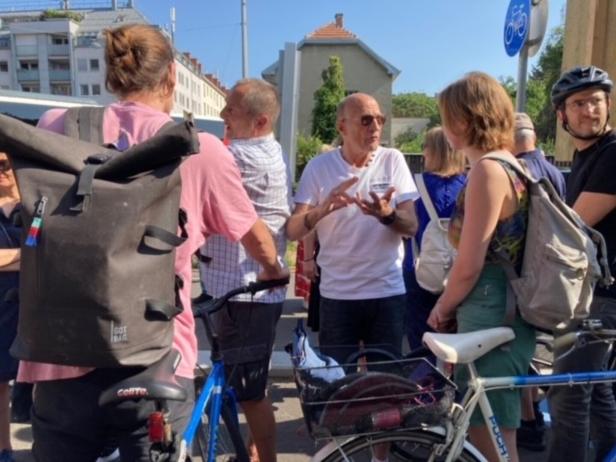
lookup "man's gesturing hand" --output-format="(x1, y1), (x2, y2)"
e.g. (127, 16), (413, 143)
(321, 177), (359, 214)
(355, 186), (396, 220)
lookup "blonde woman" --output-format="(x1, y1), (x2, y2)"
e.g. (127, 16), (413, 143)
(403, 127), (465, 351)
(427, 72), (535, 462)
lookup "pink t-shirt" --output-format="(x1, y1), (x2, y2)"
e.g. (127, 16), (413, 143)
(17, 101), (258, 381)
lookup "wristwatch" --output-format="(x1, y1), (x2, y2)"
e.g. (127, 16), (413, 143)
(379, 210), (397, 225)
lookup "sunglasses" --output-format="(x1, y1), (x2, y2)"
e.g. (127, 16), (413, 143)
(359, 114), (386, 127)
(0, 159), (11, 173)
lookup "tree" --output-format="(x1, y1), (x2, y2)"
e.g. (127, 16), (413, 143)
(395, 128), (425, 153)
(311, 56), (346, 144)
(530, 26), (564, 145)
(295, 134), (323, 179)
(392, 92), (439, 119)
(498, 27), (564, 153)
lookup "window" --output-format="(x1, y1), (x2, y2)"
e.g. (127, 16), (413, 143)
(21, 84), (40, 93)
(51, 83), (71, 95)
(80, 84), (89, 96)
(90, 59), (99, 71)
(51, 35), (69, 45)
(92, 84), (101, 96)
(49, 60), (69, 70)
(77, 59), (87, 72)
(0, 61), (7, 72)
(20, 61), (38, 70)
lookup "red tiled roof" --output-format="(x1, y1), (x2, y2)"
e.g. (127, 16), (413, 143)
(307, 16), (356, 40)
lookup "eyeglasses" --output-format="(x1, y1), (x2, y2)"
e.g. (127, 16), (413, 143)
(359, 114), (386, 127)
(565, 96), (607, 112)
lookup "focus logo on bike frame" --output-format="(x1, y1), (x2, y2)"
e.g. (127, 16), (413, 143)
(504, 0), (530, 56)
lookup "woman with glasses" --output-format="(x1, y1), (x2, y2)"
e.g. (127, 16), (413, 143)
(0, 154), (21, 462)
(403, 127), (466, 351)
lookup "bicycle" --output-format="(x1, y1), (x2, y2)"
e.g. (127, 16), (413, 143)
(304, 319), (616, 462)
(99, 277), (289, 462)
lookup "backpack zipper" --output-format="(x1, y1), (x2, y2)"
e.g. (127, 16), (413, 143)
(25, 196), (48, 247)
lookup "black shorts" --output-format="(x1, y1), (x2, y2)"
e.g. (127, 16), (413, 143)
(213, 301), (283, 401)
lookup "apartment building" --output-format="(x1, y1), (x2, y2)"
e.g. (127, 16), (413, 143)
(0, 0), (227, 117)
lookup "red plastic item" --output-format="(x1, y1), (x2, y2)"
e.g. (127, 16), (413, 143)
(371, 407), (402, 429)
(148, 412), (165, 443)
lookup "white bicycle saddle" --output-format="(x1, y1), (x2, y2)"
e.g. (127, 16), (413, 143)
(422, 327), (516, 364)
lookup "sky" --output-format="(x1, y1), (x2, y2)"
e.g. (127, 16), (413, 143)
(139, 0), (567, 95)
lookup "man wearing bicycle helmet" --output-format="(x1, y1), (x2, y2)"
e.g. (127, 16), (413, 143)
(548, 65), (616, 462)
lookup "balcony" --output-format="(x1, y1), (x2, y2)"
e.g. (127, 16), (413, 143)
(17, 69), (39, 82)
(16, 45), (38, 57)
(48, 44), (69, 56)
(49, 69), (70, 81)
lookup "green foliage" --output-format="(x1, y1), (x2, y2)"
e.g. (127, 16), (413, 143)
(392, 92), (439, 119)
(396, 129), (425, 154)
(296, 134), (323, 179)
(531, 26), (564, 146)
(311, 56), (346, 144)
(40, 9), (84, 21)
(498, 26), (563, 153)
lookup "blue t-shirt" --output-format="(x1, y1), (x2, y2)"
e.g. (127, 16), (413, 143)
(518, 149), (566, 199)
(403, 172), (466, 272)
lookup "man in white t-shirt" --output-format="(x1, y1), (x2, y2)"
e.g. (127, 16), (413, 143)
(287, 92), (418, 364)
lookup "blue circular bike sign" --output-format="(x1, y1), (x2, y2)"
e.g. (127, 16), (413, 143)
(504, 0), (530, 56)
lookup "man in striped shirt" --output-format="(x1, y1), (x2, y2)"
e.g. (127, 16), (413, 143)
(200, 79), (291, 462)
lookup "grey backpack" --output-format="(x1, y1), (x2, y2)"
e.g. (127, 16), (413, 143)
(0, 107), (199, 367)
(483, 153), (613, 331)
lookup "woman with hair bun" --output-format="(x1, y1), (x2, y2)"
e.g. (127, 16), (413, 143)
(17, 24), (286, 462)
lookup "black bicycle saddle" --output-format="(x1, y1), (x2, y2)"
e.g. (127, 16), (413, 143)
(98, 349), (188, 406)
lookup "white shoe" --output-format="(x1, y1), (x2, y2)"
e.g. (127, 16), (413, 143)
(96, 448), (120, 462)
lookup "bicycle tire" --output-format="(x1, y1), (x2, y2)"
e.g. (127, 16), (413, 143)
(320, 430), (482, 462)
(196, 399), (249, 462)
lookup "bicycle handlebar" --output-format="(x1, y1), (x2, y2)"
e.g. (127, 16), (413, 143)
(193, 277), (290, 318)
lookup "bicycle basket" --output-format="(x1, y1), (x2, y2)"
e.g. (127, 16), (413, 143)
(292, 356), (455, 439)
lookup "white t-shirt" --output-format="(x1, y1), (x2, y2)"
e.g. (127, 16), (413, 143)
(295, 147), (418, 299)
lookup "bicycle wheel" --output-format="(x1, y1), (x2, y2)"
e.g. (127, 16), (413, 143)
(320, 430), (482, 462)
(196, 399), (249, 462)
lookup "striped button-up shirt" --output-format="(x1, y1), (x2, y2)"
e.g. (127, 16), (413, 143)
(201, 133), (291, 302)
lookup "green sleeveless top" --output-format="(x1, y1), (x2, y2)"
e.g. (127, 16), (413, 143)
(448, 159), (529, 270)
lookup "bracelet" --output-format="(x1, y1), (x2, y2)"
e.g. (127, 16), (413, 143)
(302, 257), (314, 262)
(303, 212), (314, 231)
(379, 210), (397, 226)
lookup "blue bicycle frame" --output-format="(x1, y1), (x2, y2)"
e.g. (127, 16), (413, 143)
(182, 361), (240, 462)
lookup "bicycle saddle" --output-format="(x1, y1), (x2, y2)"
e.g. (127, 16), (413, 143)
(98, 349), (188, 406)
(422, 327), (515, 364)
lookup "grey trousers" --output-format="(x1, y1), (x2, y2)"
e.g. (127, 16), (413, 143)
(547, 296), (616, 462)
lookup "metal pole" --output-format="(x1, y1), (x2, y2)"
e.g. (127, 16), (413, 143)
(241, 0), (248, 78)
(516, 44), (529, 112)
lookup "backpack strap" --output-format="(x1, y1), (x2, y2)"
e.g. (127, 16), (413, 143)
(414, 173), (448, 232)
(478, 153), (530, 327)
(64, 106), (106, 145)
(415, 173), (439, 223)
